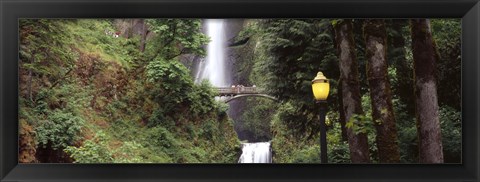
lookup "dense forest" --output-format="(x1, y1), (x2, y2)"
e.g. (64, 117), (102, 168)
(19, 19), (461, 163)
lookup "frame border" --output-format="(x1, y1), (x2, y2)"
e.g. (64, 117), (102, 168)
(1, 0), (479, 181)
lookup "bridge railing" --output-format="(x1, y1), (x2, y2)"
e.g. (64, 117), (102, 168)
(215, 87), (264, 95)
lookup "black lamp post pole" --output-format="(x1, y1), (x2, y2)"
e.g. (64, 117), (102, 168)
(318, 100), (328, 163)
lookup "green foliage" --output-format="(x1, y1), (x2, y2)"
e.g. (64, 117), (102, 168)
(114, 141), (145, 163)
(64, 131), (114, 163)
(187, 80), (217, 115)
(19, 19), (78, 103)
(65, 131), (145, 163)
(147, 126), (180, 149)
(145, 58), (195, 117)
(36, 110), (85, 150)
(25, 81), (93, 155)
(330, 19), (344, 27)
(261, 17), (346, 159)
(146, 57), (193, 89)
(20, 19), (77, 69)
(393, 98), (418, 163)
(431, 19), (461, 110)
(257, 19), (337, 102)
(236, 98), (277, 142)
(144, 58), (227, 125)
(215, 101), (230, 116)
(326, 121), (351, 163)
(272, 104), (350, 163)
(67, 20), (140, 67)
(439, 106), (461, 163)
(290, 145), (321, 163)
(328, 141), (350, 163)
(145, 19), (209, 59)
(345, 114), (374, 135)
(146, 57), (192, 97)
(271, 102), (318, 163)
(254, 19), (339, 139)
(200, 120), (218, 140)
(386, 20), (414, 108)
(20, 19), (241, 163)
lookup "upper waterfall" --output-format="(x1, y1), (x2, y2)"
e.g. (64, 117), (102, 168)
(195, 19), (229, 87)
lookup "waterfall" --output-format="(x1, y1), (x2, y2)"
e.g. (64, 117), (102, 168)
(238, 142), (272, 163)
(194, 19), (272, 163)
(195, 19), (228, 87)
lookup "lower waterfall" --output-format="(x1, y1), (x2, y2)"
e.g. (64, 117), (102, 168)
(238, 142), (272, 163)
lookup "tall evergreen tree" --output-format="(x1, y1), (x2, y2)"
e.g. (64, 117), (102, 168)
(363, 19), (400, 163)
(410, 19), (444, 163)
(333, 19), (370, 163)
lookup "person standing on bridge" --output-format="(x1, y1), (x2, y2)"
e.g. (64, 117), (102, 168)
(236, 85), (242, 93)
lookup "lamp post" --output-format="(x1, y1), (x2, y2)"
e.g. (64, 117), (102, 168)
(312, 71), (330, 163)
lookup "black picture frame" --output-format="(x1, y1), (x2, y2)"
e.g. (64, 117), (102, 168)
(1, 0), (479, 181)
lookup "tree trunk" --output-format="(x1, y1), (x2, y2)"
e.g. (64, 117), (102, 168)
(334, 19), (370, 163)
(27, 68), (33, 102)
(337, 78), (348, 141)
(410, 19), (444, 163)
(364, 19), (400, 163)
(332, 25), (348, 142)
(27, 56), (35, 103)
(140, 19), (148, 52)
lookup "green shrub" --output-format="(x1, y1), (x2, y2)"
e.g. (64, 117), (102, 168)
(65, 131), (147, 163)
(36, 110), (85, 150)
(291, 145), (321, 163)
(439, 106), (461, 163)
(187, 80), (216, 115)
(64, 131), (113, 163)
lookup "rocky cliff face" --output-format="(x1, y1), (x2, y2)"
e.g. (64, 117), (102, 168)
(224, 19), (246, 87)
(224, 20), (263, 141)
(114, 19), (148, 38)
(114, 19), (152, 52)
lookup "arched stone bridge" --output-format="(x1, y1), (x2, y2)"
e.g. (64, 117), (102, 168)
(213, 87), (277, 103)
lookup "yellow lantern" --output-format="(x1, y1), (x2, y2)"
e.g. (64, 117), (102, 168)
(312, 72), (330, 101)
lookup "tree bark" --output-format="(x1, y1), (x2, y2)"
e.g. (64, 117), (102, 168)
(334, 19), (370, 163)
(410, 19), (444, 163)
(331, 25), (348, 142)
(363, 19), (400, 163)
(27, 55), (35, 103)
(27, 68), (33, 102)
(337, 78), (348, 141)
(140, 19), (148, 52)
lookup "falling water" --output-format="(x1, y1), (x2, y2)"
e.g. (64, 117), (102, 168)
(195, 19), (228, 87)
(238, 142), (272, 163)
